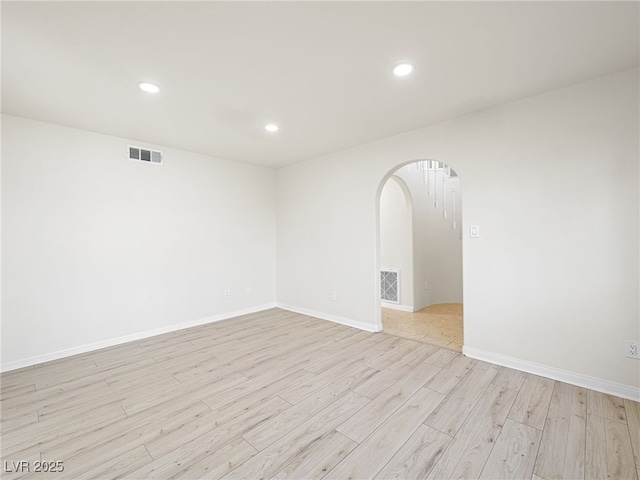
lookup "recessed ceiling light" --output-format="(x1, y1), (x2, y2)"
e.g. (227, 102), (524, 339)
(138, 82), (161, 93)
(265, 124), (279, 132)
(393, 63), (414, 77)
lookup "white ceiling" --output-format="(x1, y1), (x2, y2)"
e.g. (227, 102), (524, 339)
(2, 1), (638, 168)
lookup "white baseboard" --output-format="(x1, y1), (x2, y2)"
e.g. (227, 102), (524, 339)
(277, 303), (381, 333)
(463, 346), (640, 402)
(381, 302), (414, 312)
(1, 302), (277, 373)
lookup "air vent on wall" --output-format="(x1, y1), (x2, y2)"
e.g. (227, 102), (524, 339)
(128, 145), (163, 165)
(381, 269), (400, 303)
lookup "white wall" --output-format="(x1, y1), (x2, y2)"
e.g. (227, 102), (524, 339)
(2, 115), (277, 369)
(276, 69), (640, 394)
(395, 164), (462, 309)
(379, 176), (413, 310)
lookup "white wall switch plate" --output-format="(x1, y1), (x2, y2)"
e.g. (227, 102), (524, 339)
(470, 225), (480, 238)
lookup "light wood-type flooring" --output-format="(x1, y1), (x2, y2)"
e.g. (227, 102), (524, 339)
(382, 303), (463, 351)
(1, 308), (638, 479)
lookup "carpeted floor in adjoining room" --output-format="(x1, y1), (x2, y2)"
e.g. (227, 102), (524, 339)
(382, 303), (463, 351)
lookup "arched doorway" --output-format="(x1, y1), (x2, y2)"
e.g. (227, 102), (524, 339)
(376, 160), (464, 351)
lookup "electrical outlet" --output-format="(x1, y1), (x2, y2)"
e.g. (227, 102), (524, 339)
(224, 289), (230, 299)
(330, 291), (336, 301)
(625, 341), (639, 359)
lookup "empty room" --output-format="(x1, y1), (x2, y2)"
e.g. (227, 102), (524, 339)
(2, 2), (639, 479)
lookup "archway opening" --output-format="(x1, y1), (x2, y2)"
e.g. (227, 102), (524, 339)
(376, 160), (463, 351)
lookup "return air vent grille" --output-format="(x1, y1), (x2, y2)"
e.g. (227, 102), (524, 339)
(128, 145), (163, 165)
(381, 269), (400, 303)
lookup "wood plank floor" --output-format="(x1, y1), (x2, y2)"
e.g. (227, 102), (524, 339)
(1, 308), (638, 479)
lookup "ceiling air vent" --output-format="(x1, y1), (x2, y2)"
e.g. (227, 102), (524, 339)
(128, 145), (163, 165)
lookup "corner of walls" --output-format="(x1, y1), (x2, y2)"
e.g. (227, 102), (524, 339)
(393, 165), (463, 308)
(274, 156), (382, 332)
(380, 302), (414, 313)
(277, 303), (381, 333)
